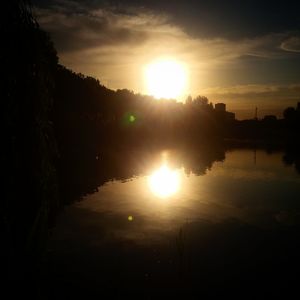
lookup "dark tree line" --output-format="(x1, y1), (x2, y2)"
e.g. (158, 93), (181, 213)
(53, 65), (228, 148)
(53, 63), (300, 154)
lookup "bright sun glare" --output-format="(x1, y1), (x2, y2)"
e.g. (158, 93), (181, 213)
(145, 59), (187, 99)
(148, 164), (180, 198)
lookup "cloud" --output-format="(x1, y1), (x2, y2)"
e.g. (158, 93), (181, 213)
(202, 83), (300, 96)
(35, 6), (154, 53)
(35, 1), (290, 60)
(281, 36), (300, 53)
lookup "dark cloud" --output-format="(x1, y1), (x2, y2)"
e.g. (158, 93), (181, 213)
(36, 6), (150, 53)
(35, 1), (300, 56)
(82, 0), (300, 39)
(35, 0), (300, 40)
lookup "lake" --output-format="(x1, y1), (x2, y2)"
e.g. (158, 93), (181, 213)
(44, 147), (300, 298)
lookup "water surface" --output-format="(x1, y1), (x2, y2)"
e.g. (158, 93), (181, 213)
(46, 148), (300, 297)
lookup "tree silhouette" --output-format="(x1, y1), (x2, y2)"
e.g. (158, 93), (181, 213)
(283, 107), (296, 121)
(3, 1), (59, 295)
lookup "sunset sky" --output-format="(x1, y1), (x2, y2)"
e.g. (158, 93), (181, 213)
(34, 0), (300, 119)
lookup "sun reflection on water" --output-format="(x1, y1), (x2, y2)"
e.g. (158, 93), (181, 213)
(148, 164), (181, 198)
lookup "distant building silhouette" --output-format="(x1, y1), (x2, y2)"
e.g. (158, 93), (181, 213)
(254, 107), (258, 120)
(215, 103), (226, 112)
(215, 103), (235, 121)
(226, 111), (235, 121)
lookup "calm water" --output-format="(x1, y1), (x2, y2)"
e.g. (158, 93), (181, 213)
(45, 148), (300, 297)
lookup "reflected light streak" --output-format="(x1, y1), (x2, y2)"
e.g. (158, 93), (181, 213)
(148, 164), (180, 198)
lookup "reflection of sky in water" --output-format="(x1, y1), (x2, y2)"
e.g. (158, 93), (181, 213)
(59, 149), (300, 245)
(46, 149), (300, 297)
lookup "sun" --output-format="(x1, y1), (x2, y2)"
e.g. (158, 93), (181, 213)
(145, 59), (187, 99)
(148, 164), (180, 198)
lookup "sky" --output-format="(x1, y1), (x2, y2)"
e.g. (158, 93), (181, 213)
(34, 0), (300, 119)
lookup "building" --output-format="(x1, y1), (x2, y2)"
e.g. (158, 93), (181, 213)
(226, 111), (235, 121)
(214, 102), (235, 122)
(215, 103), (226, 112)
